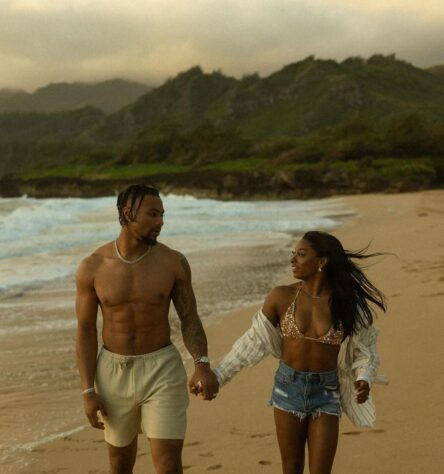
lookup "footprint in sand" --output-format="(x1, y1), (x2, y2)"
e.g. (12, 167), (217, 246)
(258, 460), (272, 465)
(402, 258), (444, 283)
(250, 433), (272, 439)
(63, 436), (77, 442)
(183, 466), (193, 470)
(185, 441), (201, 447)
(199, 451), (214, 457)
(342, 429), (386, 435)
(206, 465), (222, 470)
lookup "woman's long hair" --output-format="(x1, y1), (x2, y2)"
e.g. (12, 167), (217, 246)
(303, 231), (386, 337)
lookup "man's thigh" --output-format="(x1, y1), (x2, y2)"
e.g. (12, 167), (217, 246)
(107, 436), (138, 472)
(140, 348), (189, 440)
(149, 438), (184, 473)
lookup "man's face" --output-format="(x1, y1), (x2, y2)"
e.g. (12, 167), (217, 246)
(125, 195), (164, 244)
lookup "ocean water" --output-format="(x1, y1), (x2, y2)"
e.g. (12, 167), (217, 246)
(0, 193), (346, 296)
(0, 193), (354, 471)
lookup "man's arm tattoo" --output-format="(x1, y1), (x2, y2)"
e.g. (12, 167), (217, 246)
(172, 257), (208, 359)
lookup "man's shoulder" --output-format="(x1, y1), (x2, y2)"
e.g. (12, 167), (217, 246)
(155, 244), (190, 280)
(78, 242), (113, 272)
(156, 242), (186, 262)
(93, 241), (114, 257)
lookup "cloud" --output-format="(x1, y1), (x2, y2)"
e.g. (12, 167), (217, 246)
(0, 0), (443, 90)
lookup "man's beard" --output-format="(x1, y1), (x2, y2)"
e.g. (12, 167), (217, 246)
(141, 235), (158, 246)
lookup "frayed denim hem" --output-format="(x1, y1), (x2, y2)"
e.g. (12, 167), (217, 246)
(268, 401), (307, 421)
(269, 401), (341, 421)
(311, 408), (341, 420)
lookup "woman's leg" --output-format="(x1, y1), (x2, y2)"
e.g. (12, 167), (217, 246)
(274, 408), (308, 474)
(307, 413), (339, 474)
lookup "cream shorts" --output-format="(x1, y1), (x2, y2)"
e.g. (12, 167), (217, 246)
(95, 344), (189, 447)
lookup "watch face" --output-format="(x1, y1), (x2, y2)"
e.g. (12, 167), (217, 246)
(196, 356), (210, 364)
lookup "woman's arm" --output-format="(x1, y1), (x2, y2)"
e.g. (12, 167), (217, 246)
(261, 287), (282, 327)
(213, 287), (284, 387)
(351, 325), (380, 386)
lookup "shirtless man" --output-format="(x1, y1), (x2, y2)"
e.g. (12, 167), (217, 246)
(76, 184), (219, 474)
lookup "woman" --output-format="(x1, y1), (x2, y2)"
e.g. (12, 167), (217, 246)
(213, 231), (387, 474)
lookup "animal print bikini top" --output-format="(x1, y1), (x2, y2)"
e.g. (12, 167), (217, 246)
(280, 285), (344, 345)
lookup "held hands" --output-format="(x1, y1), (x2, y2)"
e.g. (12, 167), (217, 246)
(83, 392), (108, 429)
(354, 380), (370, 404)
(189, 364), (219, 401)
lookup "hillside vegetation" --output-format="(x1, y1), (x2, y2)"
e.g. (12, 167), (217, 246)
(0, 79), (150, 115)
(0, 55), (443, 198)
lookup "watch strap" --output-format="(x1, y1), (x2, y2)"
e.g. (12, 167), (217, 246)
(194, 355), (210, 365)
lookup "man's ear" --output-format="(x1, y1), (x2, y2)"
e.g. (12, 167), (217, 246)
(123, 206), (134, 223)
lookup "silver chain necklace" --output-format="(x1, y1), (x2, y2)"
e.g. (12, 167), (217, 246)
(300, 286), (322, 299)
(114, 240), (152, 264)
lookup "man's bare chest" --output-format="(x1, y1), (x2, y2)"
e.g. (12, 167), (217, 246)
(94, 262), (175, 308)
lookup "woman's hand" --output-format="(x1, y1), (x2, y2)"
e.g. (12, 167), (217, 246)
(188, 365), (219, 401)
(354, 380), (370, 404)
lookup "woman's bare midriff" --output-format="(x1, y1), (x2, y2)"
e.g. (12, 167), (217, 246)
(281, 337), (341, 372)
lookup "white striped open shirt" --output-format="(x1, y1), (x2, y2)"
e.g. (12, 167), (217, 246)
(213, 309), (388, 427)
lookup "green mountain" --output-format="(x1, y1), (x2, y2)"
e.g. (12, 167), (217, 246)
(97, 67), (238, 141)
(0, 107), (107, 175)
(0, 89), (23, 99)
(96, 54), (444, 143)
(0, 55), (443, 196)
(428, 64), (444, 80)
(0, 79), (151, 114)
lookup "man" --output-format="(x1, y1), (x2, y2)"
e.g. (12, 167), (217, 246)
(76, 183), (219, 474)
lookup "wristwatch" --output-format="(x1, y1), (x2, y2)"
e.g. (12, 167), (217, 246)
(194, 356), (210, 365)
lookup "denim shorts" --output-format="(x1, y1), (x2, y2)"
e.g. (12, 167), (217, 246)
(268, 360), (341, 420)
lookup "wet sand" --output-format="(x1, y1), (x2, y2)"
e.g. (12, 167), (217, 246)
(5, 190), (444, 473)
(0, 241), (291, 473)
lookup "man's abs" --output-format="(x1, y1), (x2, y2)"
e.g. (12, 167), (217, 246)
(101, 305), (172, 355)
(91, 245), (180, 355)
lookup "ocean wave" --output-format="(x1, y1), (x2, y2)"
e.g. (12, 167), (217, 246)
(0, 194), (348, 293)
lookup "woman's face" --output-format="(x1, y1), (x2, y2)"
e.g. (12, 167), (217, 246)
(291, 239), (324, 280)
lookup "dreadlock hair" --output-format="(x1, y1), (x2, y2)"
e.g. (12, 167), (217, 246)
(302, 231), (386, 337)
(117, 184), (160, 226)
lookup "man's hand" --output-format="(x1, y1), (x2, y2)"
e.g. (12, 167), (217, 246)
(189, 365), (219, 401)
(354, 380), (370, 404)
(83, 392), (108, 429)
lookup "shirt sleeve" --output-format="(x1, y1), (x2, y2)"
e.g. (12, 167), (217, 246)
(351, 325), (380, 385)
(213, 311), (277, 387)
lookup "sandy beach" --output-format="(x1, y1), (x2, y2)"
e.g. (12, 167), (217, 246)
(5, 190), (444, 473)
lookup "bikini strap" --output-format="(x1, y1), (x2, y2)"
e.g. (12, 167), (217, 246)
(294, 283), (303, 302)
(290, 284), (303, 315)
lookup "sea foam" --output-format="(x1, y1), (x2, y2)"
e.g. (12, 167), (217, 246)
(0, 194), (344, 294)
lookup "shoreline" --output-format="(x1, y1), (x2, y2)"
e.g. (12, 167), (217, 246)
(6, 190), (444, 473)
(0, 201), (304, 473)
(1, 175), (440, 200)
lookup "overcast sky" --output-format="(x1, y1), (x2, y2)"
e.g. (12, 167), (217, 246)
(1, 0), (443, 91)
